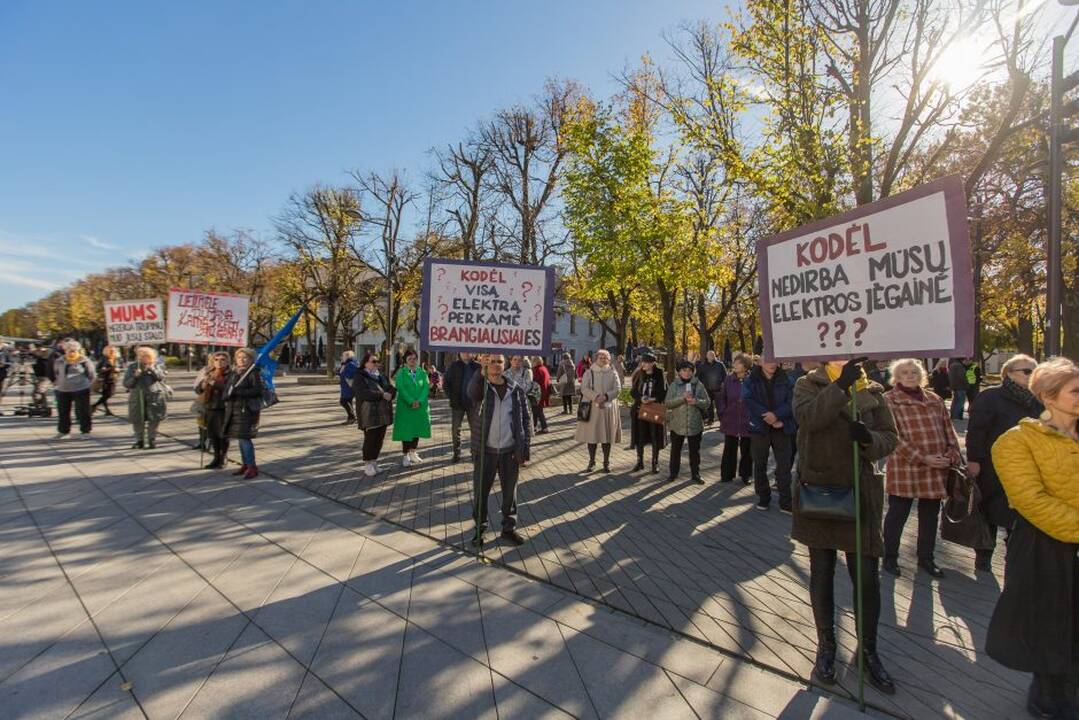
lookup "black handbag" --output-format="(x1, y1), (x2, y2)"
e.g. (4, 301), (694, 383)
(797, 483), (856, 522)
(576, 369), (595, 422)
(941, 468), (995, 549)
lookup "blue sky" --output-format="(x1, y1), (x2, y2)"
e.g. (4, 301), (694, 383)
(0, 0), (727, 309)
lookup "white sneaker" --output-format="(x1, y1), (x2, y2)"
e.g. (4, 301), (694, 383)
(402, 454), (412, 467)
(409, 451), (421, 463)
(364, 462), (378, 477)
(55, 433), (69, 440)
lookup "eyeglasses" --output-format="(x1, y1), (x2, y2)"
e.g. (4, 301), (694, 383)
(1013, 368), (1034, 375)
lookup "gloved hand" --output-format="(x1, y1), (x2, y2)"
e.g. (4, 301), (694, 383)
(834, 357), (868, 392)
(849, 420), (873, 445)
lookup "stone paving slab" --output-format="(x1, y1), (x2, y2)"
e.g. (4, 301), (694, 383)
(0, 406), (865, 719)
(112, 375), (1025, 719)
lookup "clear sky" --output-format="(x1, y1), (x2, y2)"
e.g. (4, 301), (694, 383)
(0, 0), (728, 310)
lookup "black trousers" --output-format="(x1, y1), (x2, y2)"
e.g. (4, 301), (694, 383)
(57, 390), (91, 434)
(362, 425), (387, 461)
(473, 450), (519, 532)
(340, 397), (356, 421)
(562, 394), (574, 413)
(402, 438), (419, 452)
(883, 496), (941, 563)
(530, 399), (548, 430)
(809, 548), (881, 647)
(706, 390), (721, 423)
(669, 431), (702, 479)
(91, 383), (114, 413)
(751, 431), (793, 505)
(721, 434), (752, 481)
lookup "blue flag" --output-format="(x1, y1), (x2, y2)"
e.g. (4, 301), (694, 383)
(254, 307), (304, 403)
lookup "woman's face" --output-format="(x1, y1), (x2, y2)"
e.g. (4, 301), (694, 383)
(1007, 361), (1037, 388)
(139, 352), (153, 366)
(1045, 378), (1079, 418)
(235, 352), (250, 369)
(367, 356), (380, 370)
(510, 356), (521, 368)
(406, 353), (418, 368)
(734, 361), (749, 376)
(679, 368), (693, 382)
(596, 353), (610, 368)
(642, 360), (654, 372)
(213, 356), (228, 370)
(894, 364), (921, 389)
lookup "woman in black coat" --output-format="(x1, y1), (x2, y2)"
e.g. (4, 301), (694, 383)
(965, 354), (1042, 572)
(224, 348), (264, 480)
(928, 359), (952, 400)
(91, 345), (119, 416)
(195, 352), (231, 469)
(630, 353), (666, 474)
(352, 351), (396, 477)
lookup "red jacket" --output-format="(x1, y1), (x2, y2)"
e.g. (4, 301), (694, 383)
(533, 363), (552, 406)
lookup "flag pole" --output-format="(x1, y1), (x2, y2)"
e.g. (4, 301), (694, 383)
(851, 389), (865, 712)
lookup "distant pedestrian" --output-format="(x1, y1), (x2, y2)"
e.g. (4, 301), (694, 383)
(929, 359), (951, 400)
(556, 353), (577, 414)
(576, 352), (592, 380)
(530, 356), (550, 434)
(224, 348), (264, 479)
(881, 358), (962, 579)
(744, 359), (795, 511)
(338, 351), (358, 424)
(665, 360), (710, 484)
(393, 349), (431, 466)
(965, 359), (983, 405)
(965, 354), (1041, 572)
(53, 340), (96, 439)
(443, 352), (481, 463)
(717, 354), (753, 483)
(948, 357), (968, 420)
(354, 352), (395, 476)
(696, 350), (728, 425)
(986, 358), (1079, 719)
(575, 349), (622, 473)
(468, 354), (530, 548)
(194, 352), (231, 469)
(123, 346), (167, 449)
(630, 353), (666, 474)
(91, 345), (118, 416)
(613, 353), (628, 386)
(792, 357), (898, 694)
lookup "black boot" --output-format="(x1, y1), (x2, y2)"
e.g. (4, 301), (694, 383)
(1028, 673), (1074, 719)
(601, 444), (611, 473)
(859, 645), (896, 695)
(586, 444), (596, 472)
(813, 630), (837, 685)
(633, 449), (645, 472)
(651, 447), (659, 474)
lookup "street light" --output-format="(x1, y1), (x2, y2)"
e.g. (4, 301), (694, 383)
(344, 208), (396, 373)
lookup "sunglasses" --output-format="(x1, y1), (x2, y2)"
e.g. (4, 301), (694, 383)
(1013, 368), (1034, 375)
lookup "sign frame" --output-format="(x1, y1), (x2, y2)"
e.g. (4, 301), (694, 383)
(756, 174), (974, 362)
(418, 257), (557, 356)
(165, 288), (250, 347)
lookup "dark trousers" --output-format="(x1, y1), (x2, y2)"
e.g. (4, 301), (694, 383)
(340, 397), (356, 421)
(57, 390), (91, 434)
(975, 524), (1000, 565)
(721, 434), (752, 481)
(530, 399), (547, 431)
(562, 394), (574, 413)
(809, 548), (881, 648)
(950, 389), (966, 419)
(751, 431), (793, 505)
(209, 433), (229, 464)
(362, 425), (387, 461)
(91, 385), (114, 413)
(402, 438), (419, 452)
(473, 450), (519, 532)
(450, 407), (467, 452)
(883, 495), (941, 563)
(669, 431), (702, 479)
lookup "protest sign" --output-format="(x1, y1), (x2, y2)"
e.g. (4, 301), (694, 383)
(103, 299), (165, 346)
(166, 289), (249, 347)
(757, 175), (974, 362)
(419, 258), (555, 355)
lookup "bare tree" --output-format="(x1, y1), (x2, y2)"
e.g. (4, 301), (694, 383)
(431, 133), (494, 260)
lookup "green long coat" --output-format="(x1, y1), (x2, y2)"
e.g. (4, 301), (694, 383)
(392, 366), (432, 441)
(790, 368), (898, 557)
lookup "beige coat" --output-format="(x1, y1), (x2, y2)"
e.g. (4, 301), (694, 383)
(574, 365), (623, 444)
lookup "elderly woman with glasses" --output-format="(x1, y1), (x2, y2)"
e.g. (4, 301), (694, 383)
(966, 353), (1043, 572)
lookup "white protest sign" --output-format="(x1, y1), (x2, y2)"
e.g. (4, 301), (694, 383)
(103, 299), (165, 346)
(166, 289), (249, 347)
(757, 175), (974, 361)
(419, 259), (555, 355)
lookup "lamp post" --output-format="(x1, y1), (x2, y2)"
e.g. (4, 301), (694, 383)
(344, 208), (396, 374)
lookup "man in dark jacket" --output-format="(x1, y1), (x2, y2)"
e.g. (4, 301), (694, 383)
(443, 352), (481, 462)
(743, 360), (796, 512)
(948, 358), (968, 420)
(696, 350), (727, 425)
(467, 355), (531, 548)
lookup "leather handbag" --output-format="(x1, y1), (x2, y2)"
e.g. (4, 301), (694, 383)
(637, 401), (666, 425)
(577, 400), (592, 422)
(797, 483), (856, 522)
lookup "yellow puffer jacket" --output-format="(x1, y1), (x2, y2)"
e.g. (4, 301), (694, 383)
(992, 418), (1079, 542)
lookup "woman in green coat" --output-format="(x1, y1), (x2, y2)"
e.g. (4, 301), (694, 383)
(392, 349), (431, 467)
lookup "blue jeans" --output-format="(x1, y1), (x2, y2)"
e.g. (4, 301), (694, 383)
(239, 439), (255, 465)
(950, 389), (966, 420)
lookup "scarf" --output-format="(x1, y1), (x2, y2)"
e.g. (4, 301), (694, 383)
(896, 383), (926, 400)
(825, 363), (868, 394)
(1001, 376), (1040, 414)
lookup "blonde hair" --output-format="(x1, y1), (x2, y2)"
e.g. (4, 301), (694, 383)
(136, 346), (157, 362)
(103, 345), (117, 359)
(887, 358), (927, 387)
(595, 349), (611, 362)
(234, 347), (256, 365)
(1030, 358), (1079, 403)
(1001, 354), (1037, 376)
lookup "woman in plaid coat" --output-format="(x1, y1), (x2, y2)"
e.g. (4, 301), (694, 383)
(881, 358), (963, 579)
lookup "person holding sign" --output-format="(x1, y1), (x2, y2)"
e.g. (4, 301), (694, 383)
(986, 358), (1079, 720)
(574, 349), (622, 473)
(792, 358), (898, 694)
(194, 352), (231, 469)
(392, 349), (431, 466)
(224, 348), (264, 479)
(664, 361), (710, 484)
(466, 354), (531, 547)
(123, 346), (168, 449)
(630, 353), (666, 474)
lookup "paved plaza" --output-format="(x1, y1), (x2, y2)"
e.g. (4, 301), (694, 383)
(0, 373), (1028, 718)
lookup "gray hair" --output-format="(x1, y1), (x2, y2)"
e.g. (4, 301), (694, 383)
(887, 358), (927, 387)
(1001, 354), (1036, 376)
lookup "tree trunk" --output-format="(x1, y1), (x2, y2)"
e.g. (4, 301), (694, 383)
(657, 280), (678, 379)
(1017, 311), (1035, 356)
(695, 292), (711, 355)
(1063, 262), (1079, 360)
(324, 302), (338, 378)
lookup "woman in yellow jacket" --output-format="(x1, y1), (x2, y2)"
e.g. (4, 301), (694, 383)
(987, 357), (1079, 719)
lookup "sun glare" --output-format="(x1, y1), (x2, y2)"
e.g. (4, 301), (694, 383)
(930, 37), (990, 92)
